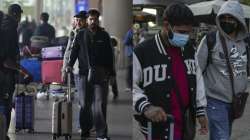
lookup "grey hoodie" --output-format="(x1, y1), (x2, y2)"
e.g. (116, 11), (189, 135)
(196, 0), (249, 103)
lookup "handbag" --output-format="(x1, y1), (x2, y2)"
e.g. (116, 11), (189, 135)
(220, 34), (249, 120)
(231, 92), (249, 119)
(174, 80), (196, 140)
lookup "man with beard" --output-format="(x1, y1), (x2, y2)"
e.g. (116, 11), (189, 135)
(68, 9), (115, 140)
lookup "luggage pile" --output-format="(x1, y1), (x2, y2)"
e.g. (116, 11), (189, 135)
(41, 46), (64, 84)
(14, 36), (69, 134)
(19, 35), (68, 99)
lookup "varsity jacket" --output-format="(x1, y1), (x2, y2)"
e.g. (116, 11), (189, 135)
(133, 33), (207, 136)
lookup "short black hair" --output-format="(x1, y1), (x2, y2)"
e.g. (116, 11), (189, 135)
(8, 4), (23, 15)
(40, 12), (49, 22)
(163, 2), (194, 26)
(88, 9), (100, 17)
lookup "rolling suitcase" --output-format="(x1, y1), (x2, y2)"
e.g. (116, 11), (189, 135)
(41, 46), (64, 60)
(52, 73), (72, 140)
(147, 115), (174, 140)
(0, 108), (6, 140)
(15, 93), (35, 133)
(41, 60), (63, 84)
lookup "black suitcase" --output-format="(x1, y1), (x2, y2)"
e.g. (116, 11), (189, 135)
(134, 114), (174, 140)
(147, 115), (174, 140)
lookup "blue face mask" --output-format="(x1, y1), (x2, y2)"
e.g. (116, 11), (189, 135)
(168, 26), (189, 48)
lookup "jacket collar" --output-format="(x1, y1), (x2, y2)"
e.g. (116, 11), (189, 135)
(155, 33), (167, 56)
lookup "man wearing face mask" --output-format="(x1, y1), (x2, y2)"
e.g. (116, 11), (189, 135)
(133, 2), (208, 140)
(196, 1), (249, 140)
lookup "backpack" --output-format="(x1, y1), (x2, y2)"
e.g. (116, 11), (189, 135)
(205, 31), (250, 75)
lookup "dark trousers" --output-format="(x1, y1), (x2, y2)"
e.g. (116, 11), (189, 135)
(78, 67), (110, 138)
(0, 70), (15, 133)
(127, 64), (132, 89)
(89, 67), (110, 138)
(78, 75), (93, 136)
(92, 81), (109, 138)
(110, 78), (118, 97)
(0, 99), (12, 132)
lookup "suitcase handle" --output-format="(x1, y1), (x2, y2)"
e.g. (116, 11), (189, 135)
(147, 114), (174, 140)
(67, 72), (71, 101)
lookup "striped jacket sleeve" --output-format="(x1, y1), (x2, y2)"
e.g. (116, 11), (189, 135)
(195, 36), (208, 117)
(195, 60), (207, 117)
(133, 52), (151, 113)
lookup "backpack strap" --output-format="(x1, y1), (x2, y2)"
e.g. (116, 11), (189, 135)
(206, 31), (217, 65)
(203, 31), (216, 73)
(244, 36), (250, 76)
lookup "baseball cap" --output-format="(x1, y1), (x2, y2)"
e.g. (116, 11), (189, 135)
(8, 4), (23, 14)
(74, 11), (88, 19)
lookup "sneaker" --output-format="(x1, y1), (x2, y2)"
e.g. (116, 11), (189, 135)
(78, 128), (82, 133)
(112, 94), (118, 101)
(90, 127), (96, 133)
(81, 132), (90, 139)
(124, 88), (131, 92)
(81, 136), (90, 140)
(96, 137), (110, 140)
(81, 137), (89, 140)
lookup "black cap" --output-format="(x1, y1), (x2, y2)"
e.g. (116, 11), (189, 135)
(74, 11), (88, 19)
(8, 4), (23, 14)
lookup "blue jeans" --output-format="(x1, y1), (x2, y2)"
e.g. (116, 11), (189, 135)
(74, 74), (80, 104)
(74, 74), (81, 129)
(206, 97), (233, 140)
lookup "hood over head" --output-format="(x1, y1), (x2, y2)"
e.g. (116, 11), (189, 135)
(216, 0), (248, 41)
